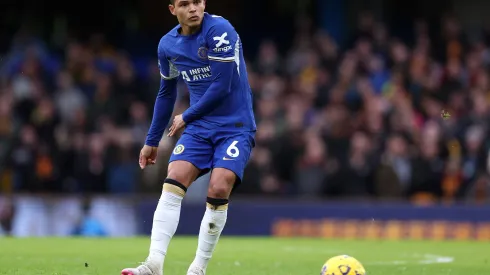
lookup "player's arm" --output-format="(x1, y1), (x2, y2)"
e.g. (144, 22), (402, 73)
(182, 22), (237, 124)
(145, 47), (179, 147)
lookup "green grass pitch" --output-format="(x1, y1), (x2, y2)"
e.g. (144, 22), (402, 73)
(0, 237), (488, 274)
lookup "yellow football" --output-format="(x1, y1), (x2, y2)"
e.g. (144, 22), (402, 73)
(320, 255), (366, 275)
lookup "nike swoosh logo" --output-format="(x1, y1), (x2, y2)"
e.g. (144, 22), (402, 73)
(222, 157), (235, 160)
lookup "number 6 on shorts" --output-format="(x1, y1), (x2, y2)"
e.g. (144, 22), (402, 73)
(212, 132), (254, 182)
(226, 140), (240, 158)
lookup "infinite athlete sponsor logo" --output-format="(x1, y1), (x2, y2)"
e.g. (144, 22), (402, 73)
(181, 66), (212, 82)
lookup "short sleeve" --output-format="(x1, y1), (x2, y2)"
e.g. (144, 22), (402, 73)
(206, 21), (239, 63)
(158, 43), (180, 80)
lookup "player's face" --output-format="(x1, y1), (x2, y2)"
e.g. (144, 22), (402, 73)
(169, 0), (206, 29)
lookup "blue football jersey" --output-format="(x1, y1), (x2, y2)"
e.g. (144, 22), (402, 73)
(158, 12), (256, 131)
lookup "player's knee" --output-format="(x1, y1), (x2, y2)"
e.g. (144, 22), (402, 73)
(167, 161), (199, 188)
(208, 173), (235, 199)
(206, 196), (229, 211)
(162, 178), (187, 197)
(208, 182), (232, 199)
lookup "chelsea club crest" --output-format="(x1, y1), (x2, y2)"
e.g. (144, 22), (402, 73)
(198, 47), (208, 60)
(173, 144), (185, 155)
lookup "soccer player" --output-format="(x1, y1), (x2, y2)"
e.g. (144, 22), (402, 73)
(121, 0), (256, 275)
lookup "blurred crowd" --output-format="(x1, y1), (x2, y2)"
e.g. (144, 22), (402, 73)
(0, 13), (489, 203)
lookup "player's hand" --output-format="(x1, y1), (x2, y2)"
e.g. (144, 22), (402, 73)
(168, 114), (186, 137)
(139, 145), (158, 169)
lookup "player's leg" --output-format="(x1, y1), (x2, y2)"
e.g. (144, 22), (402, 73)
(187, 132), (254, 274)
(122, 133), (212, 275)
(188, 168), (235, 274)
(122, 161), (200, 275)
(147, 161), (200, 267)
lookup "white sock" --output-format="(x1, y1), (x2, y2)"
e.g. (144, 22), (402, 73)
(193, 203), (228, 269)
(147, 186), (184, 271)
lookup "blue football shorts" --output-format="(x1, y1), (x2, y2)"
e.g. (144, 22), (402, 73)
(169, 124), (255, 184)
